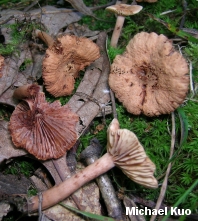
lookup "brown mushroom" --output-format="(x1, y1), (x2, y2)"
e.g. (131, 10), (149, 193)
(106, 4), (143, 47)
(13, 84), (40, 100)
(42, 35), (100, 97)
(109, 32), (189, 116)
(27, 118), (157, 212)
(0, 55), (4, 78)
(136, 0), (157, 2)
(9, 92), (79, 160)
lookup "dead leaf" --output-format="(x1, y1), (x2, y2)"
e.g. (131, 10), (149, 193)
(31, 6), (83, 36)
(0, 121), (26, 164)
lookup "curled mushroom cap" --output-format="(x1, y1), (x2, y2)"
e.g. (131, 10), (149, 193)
(42, 35), (100, 97)
(9, 92), (79, 160)
(107, 118), (158, 188)
(0, 55), (4, 78)
(109, 32), (189, 116)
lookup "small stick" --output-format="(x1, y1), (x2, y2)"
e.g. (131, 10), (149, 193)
(35, 30), (54, 48)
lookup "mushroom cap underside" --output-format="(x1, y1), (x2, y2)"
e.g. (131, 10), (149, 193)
(9, 92), (79, 160)
(107, 118), (158, 188)
(109, 32), (189, 116)
(42, 35), (100, 97)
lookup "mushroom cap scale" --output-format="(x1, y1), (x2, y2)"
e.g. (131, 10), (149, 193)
(9, 92), (79, 160)
(106, 4), (143, 16)
(107, 118), (158, 188)
(109, 32), (189, 116)
(42, 35), (100, 97)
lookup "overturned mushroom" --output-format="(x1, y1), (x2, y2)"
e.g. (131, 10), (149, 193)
(106, 4), (143, 47)
(9, 92), (79, 160)
(42, 35), (100, 97)
(109, 32), (189, 116)
(26, 118), (157, 212)
(0, 55), (4, 78)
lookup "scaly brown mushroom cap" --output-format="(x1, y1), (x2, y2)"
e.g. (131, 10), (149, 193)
(9, 92), (79, 160)
(0, 55), (4, 78)
(107, 118), (158, 188)
(109, 32), (189, 116)
(42, 35), (100, 97)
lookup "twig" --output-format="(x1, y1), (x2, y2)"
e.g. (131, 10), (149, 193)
(179, 0), (187, 29)
(0, 15), (14, 25)
(150, 112), (175, 221)
(23, 0), (40, 12)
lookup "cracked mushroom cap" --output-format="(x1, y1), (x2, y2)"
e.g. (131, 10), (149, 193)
(9, 92), (79, 160)
(0, 55), (4, 78)
(109, 32), (189, 116)
(42, 35), (100, 97)
(107, 118), (158, 188)
(106, 4), (143, 16)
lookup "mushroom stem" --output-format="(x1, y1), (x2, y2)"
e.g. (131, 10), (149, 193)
(110, 15), (125, 47)
(13, 84), (40, 100)
(35, 30), (54, 48)
(80, 138), (123, 220)
(28, 153), (115, 212)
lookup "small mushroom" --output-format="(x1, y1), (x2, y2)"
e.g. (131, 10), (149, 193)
(106, 4), (143, 47)
(42, 35), (100, 97)
(27, 118), (157, 212)
(9, 92), (79, 160)
(13, 84), (40, 100)
(136, 0), (157, 2)
(109, 32), (189, 116)
(0, 55), (4, 78)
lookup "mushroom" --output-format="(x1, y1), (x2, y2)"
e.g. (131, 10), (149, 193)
(0, 55), (4, 78)
(109, 32), (189, 116)
(13, 84), (40, 100)
(9, 92), (79, 160)
(42, 35), (100, 97)
(136, 0), (157, 2)
(27, 118), (157, 212)
(106, 4), (143, 47)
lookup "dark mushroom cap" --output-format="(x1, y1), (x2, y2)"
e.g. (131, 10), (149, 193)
(0, 55), (4, 78)
(109, 32), (189, 116)
(9, 92), (79, 160)
(106, 4), (143, 16)
(42, 35), (100, 97)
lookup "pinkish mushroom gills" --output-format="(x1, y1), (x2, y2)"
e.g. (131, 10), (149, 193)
(109, 32), (189, 116)
(9, 92), (79, 160)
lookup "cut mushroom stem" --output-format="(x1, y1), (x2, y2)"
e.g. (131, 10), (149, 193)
(25, 118), (158, 213)
(13, 84), (40, 100)
(35, 29), (54, 47)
